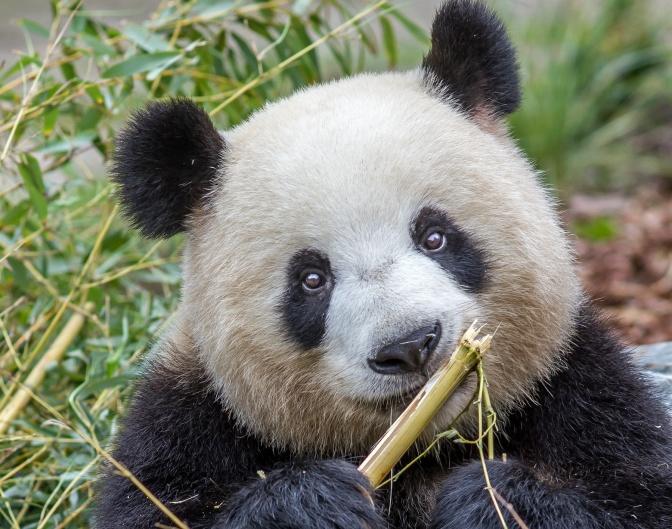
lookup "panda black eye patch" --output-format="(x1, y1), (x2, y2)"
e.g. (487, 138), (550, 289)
(412, 207), (487, 293)
(281, 249), (334, 349)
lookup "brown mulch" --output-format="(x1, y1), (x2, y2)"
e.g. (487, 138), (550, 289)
(567, 184), (672, 344)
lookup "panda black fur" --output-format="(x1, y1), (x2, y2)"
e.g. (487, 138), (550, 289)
(96, 1), (672, 528)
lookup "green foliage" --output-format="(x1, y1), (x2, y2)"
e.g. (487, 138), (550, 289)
(572, 216), (619, 243)
(505, 0), (672, 193)
(0, 1), (421, 527)
(1, 0), (670, 526)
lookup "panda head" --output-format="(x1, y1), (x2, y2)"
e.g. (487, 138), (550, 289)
(112, 0), (580, 454)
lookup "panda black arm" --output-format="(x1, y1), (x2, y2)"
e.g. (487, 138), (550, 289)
(430, 304), (672, 529)
(94, 351), (383, 529)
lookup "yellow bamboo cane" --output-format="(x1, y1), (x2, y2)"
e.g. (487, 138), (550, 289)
(359, 322), (492, 487)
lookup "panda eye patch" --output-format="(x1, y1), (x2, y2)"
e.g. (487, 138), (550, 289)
(301, 270), (326, 292)
(282, 248), (334, 349)
(412, 207), (487, 293)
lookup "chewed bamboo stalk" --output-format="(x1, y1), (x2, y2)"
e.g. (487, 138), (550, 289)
(358, 322), (493, 488)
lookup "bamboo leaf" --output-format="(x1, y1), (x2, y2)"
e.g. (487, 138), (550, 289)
(192, 0), (235, 19)
(17, 154), (47, 220)
(380, 16), (398, 68)
(388, 9), (429, 46)
(122, 24), (171, 53)
(102, 51), (181, 78)
(42, 106), (59, 137)
(79, 33), (116, 56)
(0, 54), (41, 82)
(18, 19), (50, 38)
(37, 131), (97, 154)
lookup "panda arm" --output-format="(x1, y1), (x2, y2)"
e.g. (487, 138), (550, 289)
(430, 306), (672, 529)
(94, 357), (383, 529)
(94, 358), (268, 528)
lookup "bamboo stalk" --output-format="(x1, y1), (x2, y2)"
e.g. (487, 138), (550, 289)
(358, 322), (492, 488)
(0, 303), (93, 435)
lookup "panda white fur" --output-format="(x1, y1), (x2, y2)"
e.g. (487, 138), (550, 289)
(95, 1), (672, 528)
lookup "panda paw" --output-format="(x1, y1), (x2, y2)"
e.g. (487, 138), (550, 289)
(221, 459), (384, 529)
(429, 459), (609, 529)
(429, 459), (529, 529)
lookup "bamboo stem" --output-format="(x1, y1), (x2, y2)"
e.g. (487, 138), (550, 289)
(358, 322), (492, 487)
(0, 302), (93, 435)
(482, 364), (496, 461)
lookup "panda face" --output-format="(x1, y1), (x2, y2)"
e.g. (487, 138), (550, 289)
(281, 204), (480, 405)
(113, 3), (581, 453)
(176, 73), (580, 453)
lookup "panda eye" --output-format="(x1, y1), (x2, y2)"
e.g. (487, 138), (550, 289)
(421, 229), (447, 253)
(301, 270), (326, 293)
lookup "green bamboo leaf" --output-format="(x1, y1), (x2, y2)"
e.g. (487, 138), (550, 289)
(70, 373), (139, 405)
(330, 2), (376, 53)
(79, 107), (103, 131)
(80, 33), (116, 56)
(230, 32), (259, 76)
(380, 16), (398, 68)
(24, 153), (44, 193)
(86, 85), (105, 105)
(102, 51), (181, 79)
(37, 131), (96, 154)
(61, 61), (77, 81)
(2, 200), (30, 226)
(388, 9), (430, 46)
(18, 19), (50, 38)
(122, 24), (171, 53)
(192, 0), (235, 19)
(0, 54), (41, 82)
(7, 257), (30, 291)
(291, 16), (320, 78)
(17, 154), (47, 220)
(42, 106), (59, 137)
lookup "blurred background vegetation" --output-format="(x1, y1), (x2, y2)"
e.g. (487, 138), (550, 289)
(0, 0), (670, 527)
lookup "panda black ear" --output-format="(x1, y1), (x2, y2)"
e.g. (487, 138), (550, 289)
(422, 0), (520, 120)
(111, 98), (225, 238)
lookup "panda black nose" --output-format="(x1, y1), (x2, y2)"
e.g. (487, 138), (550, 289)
(368, 323), (441, 375)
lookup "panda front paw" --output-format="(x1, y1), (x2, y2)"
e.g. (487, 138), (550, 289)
(429, 459), (529, 529)
(430, 459), (609, 529)
(222, 459), (383, 529)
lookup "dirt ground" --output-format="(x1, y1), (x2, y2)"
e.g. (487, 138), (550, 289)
(569, 183), (672, 344)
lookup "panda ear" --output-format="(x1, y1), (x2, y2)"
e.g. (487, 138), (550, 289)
(422, 0), (520, 121)
(111, 98), (225, 238)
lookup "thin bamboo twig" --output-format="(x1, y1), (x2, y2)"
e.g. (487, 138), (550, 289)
(20, 385), (190, 529)
(0, 296), (26, 320)
(358, 322), (492, 487)
(37, 457), (98, 529)
(53, 496), (93, 529)
(0, 445), (48, 486)
(0, 226), (46, 266)
(0, 302), (94, 435)
(0, 52), (84, 98)
(0, 309), (51, 368)
(483, 370), (496, 461)
(475, 361), (509, 529)
(0, 1), (82, 161)
(492, 488), (531, 529)
(0, 319), (20, 369)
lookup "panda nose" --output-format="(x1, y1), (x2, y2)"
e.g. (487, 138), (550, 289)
(368, 323), (441, 375)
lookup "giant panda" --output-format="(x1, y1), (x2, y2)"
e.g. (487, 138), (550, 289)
(95, 1), (672, 528)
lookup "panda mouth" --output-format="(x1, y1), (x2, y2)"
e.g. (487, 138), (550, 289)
(377, 344), (454, 407)
(381, 381), (427, 407)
